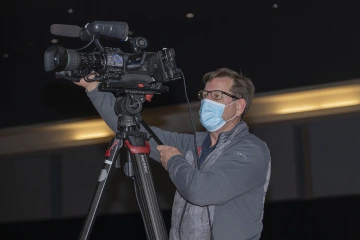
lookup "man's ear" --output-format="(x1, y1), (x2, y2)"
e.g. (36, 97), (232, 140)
(236, 99), (246, 116)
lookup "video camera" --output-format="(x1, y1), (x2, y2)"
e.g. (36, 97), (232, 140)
(44, 23), (185, 240)
(44, 21), (182, 95)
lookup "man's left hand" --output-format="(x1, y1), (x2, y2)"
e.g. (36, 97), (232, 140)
(156, 145), (182, 170)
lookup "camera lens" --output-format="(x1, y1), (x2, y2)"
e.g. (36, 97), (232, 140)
(62, 49), (81, 71)
(54, 51), (60, 68)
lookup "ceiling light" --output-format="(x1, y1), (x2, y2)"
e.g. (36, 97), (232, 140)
(51, 39), (58, 44)
(186, 13), (194, 19)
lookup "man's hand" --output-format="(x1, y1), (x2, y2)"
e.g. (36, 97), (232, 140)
(156, 145), (182, 170)
(74, 72), (99, 92)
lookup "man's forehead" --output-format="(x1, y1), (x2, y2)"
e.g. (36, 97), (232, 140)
(205, 77), (233, 88)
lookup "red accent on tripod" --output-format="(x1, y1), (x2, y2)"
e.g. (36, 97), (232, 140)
(105, 140), (119, 157)
(124, 140), (151, 154)
(145, 94), (154, 101)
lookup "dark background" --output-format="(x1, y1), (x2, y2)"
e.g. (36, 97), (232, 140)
(1, 1), (360, 239)
(1, 0), (360, 128)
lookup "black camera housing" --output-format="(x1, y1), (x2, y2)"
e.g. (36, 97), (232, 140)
(44, 22), (182, 94)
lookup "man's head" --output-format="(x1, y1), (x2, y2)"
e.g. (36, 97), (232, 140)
(198, 68), (255, 133)
(202, 68), (255, 117)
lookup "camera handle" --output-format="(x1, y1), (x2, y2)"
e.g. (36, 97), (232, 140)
(78, 95), (168, 240)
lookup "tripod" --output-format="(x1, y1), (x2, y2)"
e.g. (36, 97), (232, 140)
(78, 93), (168, 240)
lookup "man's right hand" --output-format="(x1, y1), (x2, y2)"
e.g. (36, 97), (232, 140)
(74, 73), (99, 92)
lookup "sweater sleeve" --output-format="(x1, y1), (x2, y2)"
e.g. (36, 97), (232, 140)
(87, 87), (118, 132)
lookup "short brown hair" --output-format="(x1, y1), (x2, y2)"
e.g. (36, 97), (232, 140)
(202, 68), (255, 116)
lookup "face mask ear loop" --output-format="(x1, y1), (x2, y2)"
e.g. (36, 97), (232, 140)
(224, 100), (239, 122)
(224, 99), (239, 108)
(224, 112), (237, 122)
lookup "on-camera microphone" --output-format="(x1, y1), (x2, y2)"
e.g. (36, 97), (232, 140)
(79, 21), (129, 41)
(50, 24), (82, 38)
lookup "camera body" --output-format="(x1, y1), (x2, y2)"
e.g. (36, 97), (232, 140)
(44, 21), (182, 94)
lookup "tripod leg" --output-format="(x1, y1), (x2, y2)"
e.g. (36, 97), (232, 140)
(130, 152), (168, 240)
(78, 137), (123, 240)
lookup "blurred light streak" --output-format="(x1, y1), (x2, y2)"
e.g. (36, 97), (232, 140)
(1, 79), (360, 155)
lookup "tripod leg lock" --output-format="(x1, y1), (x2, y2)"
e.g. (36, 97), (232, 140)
(98, 169), (108, 182)
(124, 162), (134, 177)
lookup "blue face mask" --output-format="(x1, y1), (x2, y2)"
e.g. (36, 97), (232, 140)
(199, 98), (238, 132)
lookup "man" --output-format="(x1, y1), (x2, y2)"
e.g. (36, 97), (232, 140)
(76, 67), (271, 240)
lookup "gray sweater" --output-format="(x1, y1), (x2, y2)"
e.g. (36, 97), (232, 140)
(87, 88), (271, 240)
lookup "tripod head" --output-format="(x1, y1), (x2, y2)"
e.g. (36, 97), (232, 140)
(112, 92), (147, 140)
(112, 89), (164, 146)
(112, 86), (160, 128)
